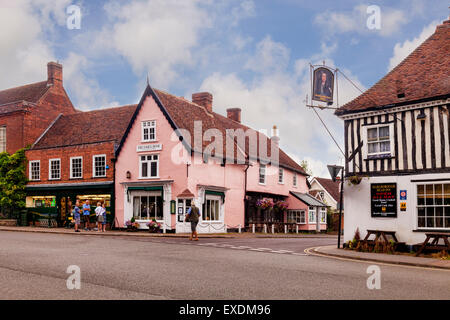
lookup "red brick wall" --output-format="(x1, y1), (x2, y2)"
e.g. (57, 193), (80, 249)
(26, 142), (115, 184)
(0, 112), (25, 154)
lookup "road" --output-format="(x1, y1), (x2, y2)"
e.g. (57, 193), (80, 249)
(0, 231), (449, 300)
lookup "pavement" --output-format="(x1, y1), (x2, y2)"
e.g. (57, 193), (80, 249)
(1, 231), (449, 299)
(0, 225), (337, 239)
(309, 245), (450, 270)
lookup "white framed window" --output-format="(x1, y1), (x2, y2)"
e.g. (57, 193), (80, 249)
(417, 183), (450, 229)
(93, 155), (106, 177)
(140, 154), (159, 178)
(365, 124), (394, 157)
(133, 194), (163, 221)
(203, 196), (221, 222)
(0, 126), (6, 152)
(49, 159), (61, 180)
(142, 120), (156, 142)
(287, 210), (306, 224)
(259, 164), (266, 184)
(308, 206), (316, 223)
(70, 157), (83, 179)
(29, 160), (40, 181)
(320, 207), (327, 224)
(278, 168), (284, 184)
(293, 173), (297, 187)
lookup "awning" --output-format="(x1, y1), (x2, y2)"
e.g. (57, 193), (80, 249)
(289, 191), (328, 207)
(26, 181), (114, 192)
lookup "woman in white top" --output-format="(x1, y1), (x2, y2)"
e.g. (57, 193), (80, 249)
(95, 202), (104, 232)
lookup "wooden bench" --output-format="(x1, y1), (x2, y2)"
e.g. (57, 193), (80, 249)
(415, 233), (450, 256)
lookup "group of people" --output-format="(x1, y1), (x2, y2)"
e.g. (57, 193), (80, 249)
(72, 199), (107, 233)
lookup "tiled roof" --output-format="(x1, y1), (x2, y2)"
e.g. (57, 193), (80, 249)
(313, 177), (340, 203)
(0, 81), (49, 106)
(33, 104), (138, 149)
(153, 89), (307, 175)
(336, 19), (450, 116)
(290, 191), (327, 207)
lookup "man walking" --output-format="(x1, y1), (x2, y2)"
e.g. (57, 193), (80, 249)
(185, 202), (200, 241)
(83, 199), (91, 231)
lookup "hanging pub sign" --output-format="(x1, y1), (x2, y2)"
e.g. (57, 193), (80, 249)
(371, 183), (397, 218)
(312, 67), (334, 103)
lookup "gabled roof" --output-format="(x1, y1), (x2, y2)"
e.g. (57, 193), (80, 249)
(0, 81), (49, 107)
(32, 104), (137, 149)
(336, 19), (450, 116)
(290, 191), (327, 207)
(150, 88), (307, 175)
(311, 177), (340, 203)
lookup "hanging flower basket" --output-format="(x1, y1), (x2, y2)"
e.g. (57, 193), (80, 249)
(256, 198), (274, 210)
(274, 200), (288, 212)
(348, 175), (362, 185)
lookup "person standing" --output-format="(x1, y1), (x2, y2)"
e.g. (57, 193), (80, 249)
(83, 199), (91, 231)
(185, 202), (200, 241)
(101, 202), (107, 232)
(95, 202), (104, 233)
(73, 199), (81, 232)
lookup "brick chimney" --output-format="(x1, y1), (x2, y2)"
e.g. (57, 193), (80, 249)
(47, 61), (63, 86)
(226, 108), (241, 123)
(192, 92), (213, 113)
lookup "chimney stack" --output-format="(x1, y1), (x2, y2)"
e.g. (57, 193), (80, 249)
(192, 92), (213, 113)
(47, 61), (63, 86)
(226, 108), (241, 123)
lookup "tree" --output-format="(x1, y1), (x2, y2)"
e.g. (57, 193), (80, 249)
(0, 149), (27, 214)
(300, 160), (313, 176)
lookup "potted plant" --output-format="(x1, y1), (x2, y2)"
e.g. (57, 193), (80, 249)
(125, 217), (140, 231)
(146, 219), (161, 233)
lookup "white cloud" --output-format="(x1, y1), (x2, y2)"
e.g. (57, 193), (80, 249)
(388, 20), (438, 70)
(199, 37), (363, 177)
(314, 4), (408, 37)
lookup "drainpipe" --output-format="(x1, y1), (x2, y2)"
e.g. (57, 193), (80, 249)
(244, 162), (251, 228)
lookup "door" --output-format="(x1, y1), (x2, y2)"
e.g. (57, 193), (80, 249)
(176, 198), (192, 232)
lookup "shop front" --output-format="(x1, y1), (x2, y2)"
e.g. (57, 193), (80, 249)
(25, 182), (114, 228)
(121, 181), (173, 230)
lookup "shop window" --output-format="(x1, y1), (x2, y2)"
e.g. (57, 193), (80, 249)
(177, 198), (192, 222)
(293, 173), (297, 187)
(203, 198), (220, 221)
(49, 159), (61, 180)
(278, 168), (284, 184)
(417, 183), (450, 229)
(0, 126), (6, 152)
(259, 164), (266, 184)
(70, 157), (83, 179)
(366, 125), (391, 156)
(93, 155), (106, 177)
(140, 154), (159, 178)
(320, 207), (327, 224)
(142, 121), (156, 142)
(308, 207), (316, 223)
(77, 195), (111, 208)
(26, 196), (56, 208)
(287, 210), (305, 224)
(133, 195), (163, 221)
(29, 160), (40, 181)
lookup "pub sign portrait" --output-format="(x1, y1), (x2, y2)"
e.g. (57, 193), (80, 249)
(371, 183), (397, 218)
(312, 67), (334, 103)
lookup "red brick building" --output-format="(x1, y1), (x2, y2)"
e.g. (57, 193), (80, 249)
(25, 105), (137, 227)
(0, 62), (76, 154)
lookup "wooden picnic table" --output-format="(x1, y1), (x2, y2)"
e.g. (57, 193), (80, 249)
(364, 229), (399, 243)
(415, 232), (450, 256)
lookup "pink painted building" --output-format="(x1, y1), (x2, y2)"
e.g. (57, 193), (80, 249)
(114, 85), (327, 233)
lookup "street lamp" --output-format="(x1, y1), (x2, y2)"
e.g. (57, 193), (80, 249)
(327, 164), (344, 249)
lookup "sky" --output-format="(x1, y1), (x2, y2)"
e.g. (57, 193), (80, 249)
(0, 0), (447, 177)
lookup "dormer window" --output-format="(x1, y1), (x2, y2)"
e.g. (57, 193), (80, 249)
(142, 121), (156, 142)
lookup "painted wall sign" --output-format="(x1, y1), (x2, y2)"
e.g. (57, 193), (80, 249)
(400, 190), (407, 200)
(371, 183), (397, 218)
(137, 143), (162, 153)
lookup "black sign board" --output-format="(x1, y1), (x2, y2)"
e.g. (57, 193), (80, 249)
(370, 183), (397, 218)
(312, 67), (334, 103)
